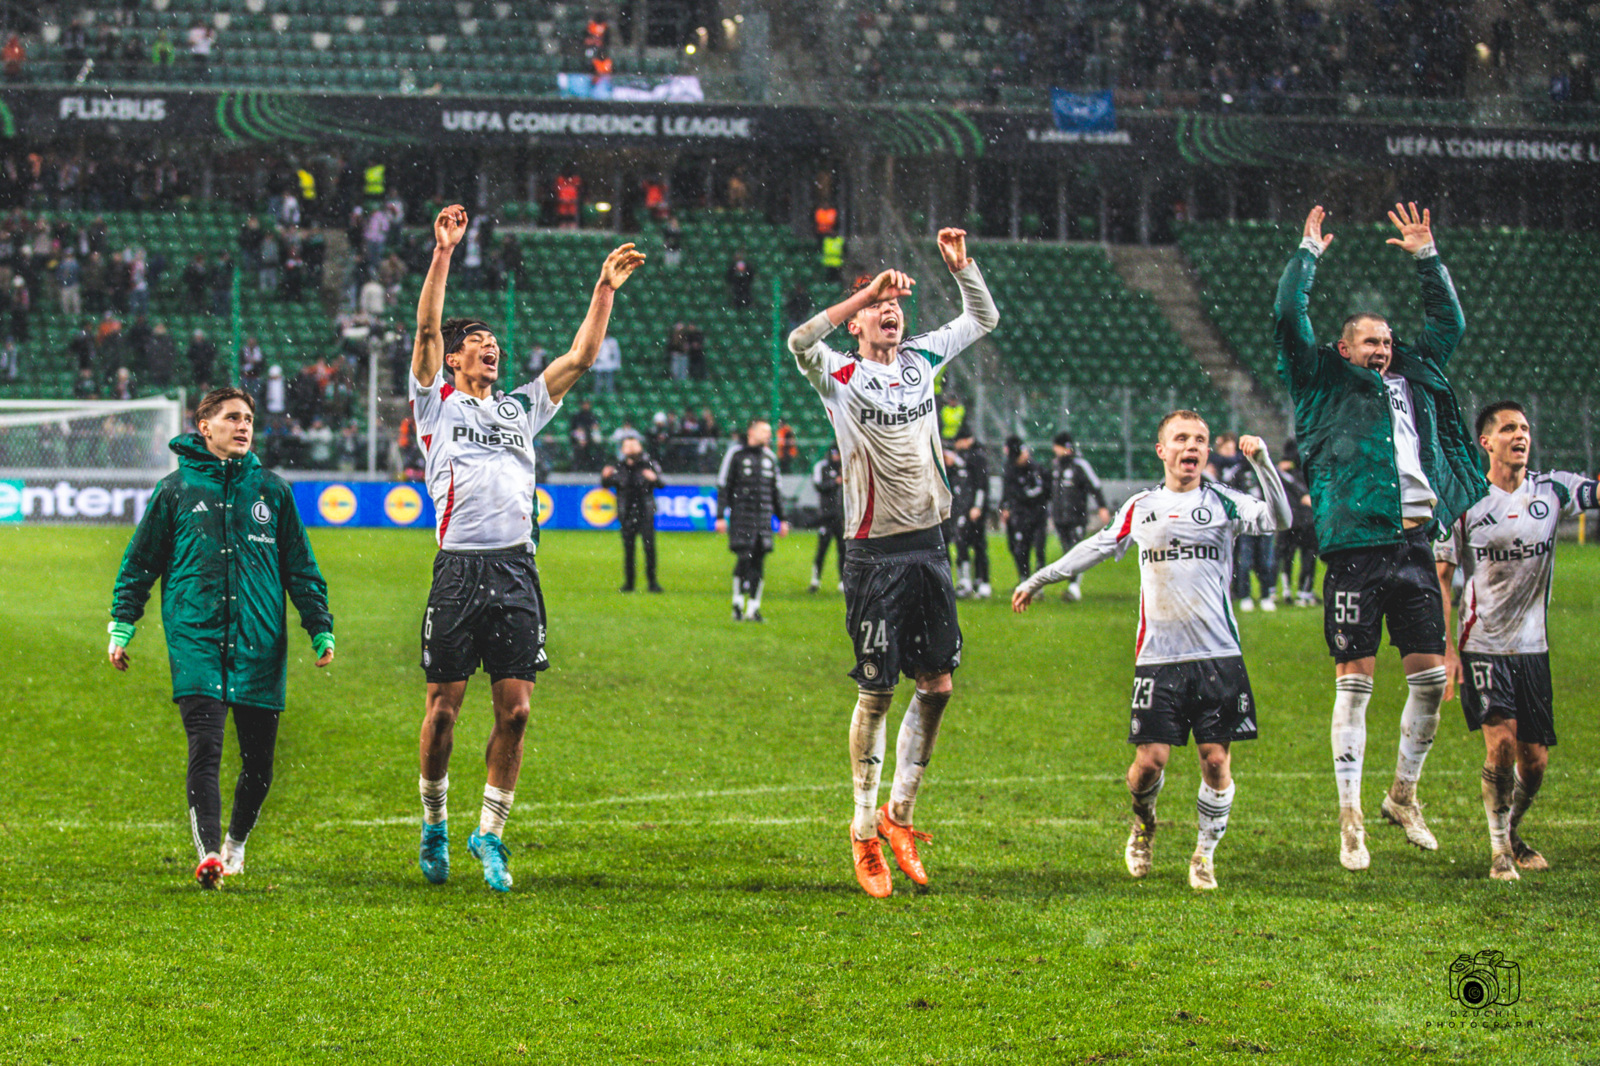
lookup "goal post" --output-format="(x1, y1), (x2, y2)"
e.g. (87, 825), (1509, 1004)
(0, 395), (187, 525)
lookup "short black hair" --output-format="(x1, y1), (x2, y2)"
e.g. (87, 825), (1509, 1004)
(1341, 312), (1388, 337)
(1053, 431), (1074, 448)
(1476, 400), (1527, 438)
(442, 317), (492, 355)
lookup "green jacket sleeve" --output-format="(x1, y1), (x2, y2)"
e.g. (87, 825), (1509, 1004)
(1408, 255), (1465, 372)
(275, 483), (333, 639)
(110, 484), (173, 624)
(1275, 248), (1323, 397)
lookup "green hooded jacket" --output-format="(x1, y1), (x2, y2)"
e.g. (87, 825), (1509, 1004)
(110, 435), (332, 711)
(1275, 247), (1488, 556)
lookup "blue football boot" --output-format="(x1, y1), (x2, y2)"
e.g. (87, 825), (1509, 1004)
(419, 821), (450, 884)
(468, 828), (513, 893)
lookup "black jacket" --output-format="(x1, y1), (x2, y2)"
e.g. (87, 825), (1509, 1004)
(812, 454), (843, 524)
(601, 453), (663, 532)
(951, 444), (989, 517)
(719, 443), (784, 549)
(1050, 454), (1107, 527)
(1002, 459), (1050, 519)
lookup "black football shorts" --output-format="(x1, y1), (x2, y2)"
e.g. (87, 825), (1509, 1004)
(421, 546), (550, 685)
(1129, 656), (1258, 746)
(1321, 526), (1447, 661)
(1460, 652), (1556, 746)
(842, 535), (961, 689)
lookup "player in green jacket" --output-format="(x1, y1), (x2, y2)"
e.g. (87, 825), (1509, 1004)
(108, 387), (334, 889)
(1276, 203), (1488, 873)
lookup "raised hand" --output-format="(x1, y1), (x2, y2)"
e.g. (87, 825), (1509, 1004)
(434, 204), (467, 252)
(937, 227), (971, 271)
(1385, 202), (1433, 255)
(1302, 205), (1333, 253)
(865, 268), (915, 303)
(601, 243), (647, 289)
(1238, 434), (1265, 460)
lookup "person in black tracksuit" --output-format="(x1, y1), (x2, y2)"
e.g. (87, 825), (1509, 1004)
(1000, 436), (1050, 581)
(1223, 447), (1278, 608)
(810, 444), (844, 592)
(1048, 430), (1110, 601)
(717, 418), (788, 621)
(1276, 439), (1319, 605)
(950, 428), (992, 597)
(601, 436), (664, 593)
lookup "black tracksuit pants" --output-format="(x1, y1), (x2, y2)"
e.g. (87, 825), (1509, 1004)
(621, 525), (657, 589)
(177, 696), (281, 858)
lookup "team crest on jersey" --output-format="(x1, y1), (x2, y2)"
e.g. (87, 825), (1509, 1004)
(1192, 507), (1212, 524)
(496, 400), (521, 421)
(1334, 633), (1349, 651)
(861, 662), (879, 681)
(252, 500), (272, 524)
(902, 365), (922, 386)
(1130, 715), (1141, 734)
(1529, 499), (1549, 519)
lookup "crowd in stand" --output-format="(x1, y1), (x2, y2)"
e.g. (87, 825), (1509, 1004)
(884, 0), (1480, 104)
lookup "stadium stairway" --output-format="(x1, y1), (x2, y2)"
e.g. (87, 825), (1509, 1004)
(1107, 245), (1289, 448)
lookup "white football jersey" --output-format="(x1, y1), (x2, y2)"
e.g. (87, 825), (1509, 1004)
(408, 369), (561, 551)
(792, 263), (997, 539)
(1023, 462), (1289, 665)
(1436, 471), (1597, 655)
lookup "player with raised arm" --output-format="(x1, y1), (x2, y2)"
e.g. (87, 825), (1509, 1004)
(1277, 203), (1487, 871)
(1012, 413), (1291, 889)
(410, 205), (643, 892)
(789, 228), (998, 897)
(1435, 402), (1598, 880)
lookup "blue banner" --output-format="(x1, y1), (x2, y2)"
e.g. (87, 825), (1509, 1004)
(1050, 90), (1116, 133)
(292, 481), (722, 532)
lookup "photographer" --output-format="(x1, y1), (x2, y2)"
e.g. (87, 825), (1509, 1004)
(601, 436), (664, 593)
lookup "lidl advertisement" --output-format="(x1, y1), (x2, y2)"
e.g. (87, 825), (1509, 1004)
(292, 482), (720, 532)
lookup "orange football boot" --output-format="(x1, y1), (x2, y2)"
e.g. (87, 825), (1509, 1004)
(850, 827), (893, 898)
(877, 804), (931, 885)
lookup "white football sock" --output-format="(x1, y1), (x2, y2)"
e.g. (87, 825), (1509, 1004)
(1331, 675), (1373, 810)
(747, 580), (764, 613)
(731, 577), (744, 610)
(850, 688), (893, 840)
(420, 774), (448, 825)
(1481, 764), (1515, 854)
(479, 784), (514, 838)
(1130, 771), (1164, 825)
(1195, 781), (1236, 859)
(888, 689), (950, 825)
(1392, 666), (1447, 803)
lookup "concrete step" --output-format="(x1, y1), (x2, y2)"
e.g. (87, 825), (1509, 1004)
(1107, 244), (1291, 447)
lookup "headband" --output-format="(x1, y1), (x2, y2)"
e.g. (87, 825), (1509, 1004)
(445, 320), (492, 355)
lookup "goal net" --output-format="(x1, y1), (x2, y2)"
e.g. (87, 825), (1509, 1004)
(0, 396), (186, 479)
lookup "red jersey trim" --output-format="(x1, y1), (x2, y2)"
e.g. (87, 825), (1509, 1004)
(830, 362), (857, 386)
(853, 458), (877, 539)
(437, 462), (457, 545)
(1116, 493), (1146, 540)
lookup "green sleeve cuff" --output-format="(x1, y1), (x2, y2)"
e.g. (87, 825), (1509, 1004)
(107, 621), (135, 648)
(312, 632), (335, 657)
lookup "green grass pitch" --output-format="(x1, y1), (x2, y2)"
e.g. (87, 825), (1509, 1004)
(3, 525), (1598, 1063)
